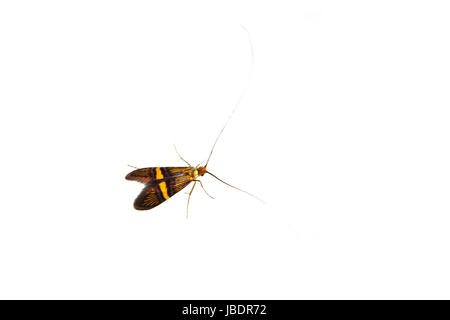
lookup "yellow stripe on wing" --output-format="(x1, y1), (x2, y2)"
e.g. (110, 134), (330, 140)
(155, 167), (164, 180)
(159, 181), (170, 200)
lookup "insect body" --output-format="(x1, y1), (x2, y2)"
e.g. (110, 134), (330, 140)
(126, 144), (258, 215)
(125, 166), (206, 210)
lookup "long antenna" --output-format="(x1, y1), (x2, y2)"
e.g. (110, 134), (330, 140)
(205, 25), (255, 167)
(206, 171), (265, 204)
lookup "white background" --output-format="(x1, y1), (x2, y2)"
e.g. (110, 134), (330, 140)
(1, 1), (450, 299)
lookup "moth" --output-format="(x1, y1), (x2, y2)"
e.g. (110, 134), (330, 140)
(126, 132), (258, 215)
(126, 26), (260, 215)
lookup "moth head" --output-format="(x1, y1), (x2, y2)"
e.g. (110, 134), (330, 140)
(197, 166), (207, 177)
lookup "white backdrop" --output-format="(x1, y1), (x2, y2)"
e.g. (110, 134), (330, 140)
(1, 1), (450, 299)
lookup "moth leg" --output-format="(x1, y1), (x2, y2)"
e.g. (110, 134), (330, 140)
(127, 164), (139, 169)
(194, 180), (214, 199)
(186, 181), (197, 218)
(174, 144), (192, 166)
